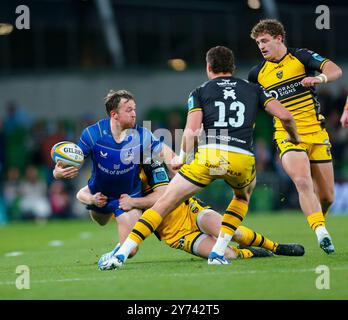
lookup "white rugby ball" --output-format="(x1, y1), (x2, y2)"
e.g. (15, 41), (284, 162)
(51, 141), (84, 167)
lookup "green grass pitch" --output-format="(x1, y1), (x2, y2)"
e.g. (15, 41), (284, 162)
(0, 213), (347, 300)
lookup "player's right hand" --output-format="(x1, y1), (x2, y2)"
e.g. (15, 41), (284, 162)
(53, 161), (79, 179)
(92, 192), (108, 207)
(286, 134), (301, 145)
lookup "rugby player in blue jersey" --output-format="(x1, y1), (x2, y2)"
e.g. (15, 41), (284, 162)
(53, 90), (175, 254)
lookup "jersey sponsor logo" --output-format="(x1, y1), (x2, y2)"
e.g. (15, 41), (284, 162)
(216, 79), (237, 87)
(100, 151), (108, 158)
(188, 96), (195, 111)
(223, 88), (236, 100)
(262, 88), (273, 98)
(269, 80), (304, 100)
(312, 53), (325, 62)
(276, 71), (283, 79)
(97, 163), (135, 175)
(206, 134), (247, 144)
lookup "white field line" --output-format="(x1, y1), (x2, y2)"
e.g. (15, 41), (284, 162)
(0, 266), (348, 286)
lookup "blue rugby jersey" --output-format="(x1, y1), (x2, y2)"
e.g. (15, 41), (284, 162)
(78, 119), (162, 202)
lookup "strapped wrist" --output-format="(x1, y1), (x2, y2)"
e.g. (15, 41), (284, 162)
(315, 73), (328, 83)
(179, 149), (187, 163)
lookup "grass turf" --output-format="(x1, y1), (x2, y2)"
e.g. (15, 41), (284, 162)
(0, 212), (347, 300)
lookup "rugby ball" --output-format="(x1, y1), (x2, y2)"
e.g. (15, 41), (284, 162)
(51, 141), (84, 167)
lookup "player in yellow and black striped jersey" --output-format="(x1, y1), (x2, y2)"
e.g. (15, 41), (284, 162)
(249, 19), (343, 254)
(112, 45), (300, 268)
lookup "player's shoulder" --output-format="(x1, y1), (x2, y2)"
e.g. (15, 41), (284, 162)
(248, 60), (266, 83)
(189, 80), (209, 97)
(289, 47), (325, 62)
(82, 118), (109, 138)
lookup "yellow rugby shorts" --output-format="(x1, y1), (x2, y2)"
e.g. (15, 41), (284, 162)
(275, 129), (332, 163)
(158, 197), (210, 254)
(179, 148), (256, 189)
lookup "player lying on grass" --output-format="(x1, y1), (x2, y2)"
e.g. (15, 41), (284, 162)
(76, 162), (305, 270)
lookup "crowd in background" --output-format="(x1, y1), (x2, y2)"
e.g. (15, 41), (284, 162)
(1, 87), (348, 223)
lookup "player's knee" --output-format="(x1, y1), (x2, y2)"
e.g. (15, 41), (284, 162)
(90, 212), (109, 226)
(128, 247), (138, 259)
(95, 219), (108, 226)
(292, 176), (312, 192)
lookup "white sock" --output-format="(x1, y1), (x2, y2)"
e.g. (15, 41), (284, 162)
(315, 226), (329, 242)
(211, 232), (233, 256)
(116, 238), (138, 262)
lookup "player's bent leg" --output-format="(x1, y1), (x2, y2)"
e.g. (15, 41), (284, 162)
(196, 209), (222, 237)
(234, 226), (305, 256)
(208, 180), (256, 265)
(152, 173), (203, 217)
(311, 163), (335, 253)
(311, 162), (335, 218)
(193, 234), (237, 260)
(282, 151), (321, 215)
(282, 151), (334, 254)
(116, 209), (142, 258)
(90, 211), (113, 226)
(113, 174), (204, 269)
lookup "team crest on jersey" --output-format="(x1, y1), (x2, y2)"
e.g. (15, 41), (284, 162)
(223, 88), (236, 100)
(124, 149), (134, 161)
(276, 71), (283, 79)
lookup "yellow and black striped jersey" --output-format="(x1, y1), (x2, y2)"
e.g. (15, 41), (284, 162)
(248, 48), (329, 136)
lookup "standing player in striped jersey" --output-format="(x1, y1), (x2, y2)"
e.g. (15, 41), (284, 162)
(53, 89), (175, 252)
(249, 19), (342, 254)
(108, 45), (300, 268)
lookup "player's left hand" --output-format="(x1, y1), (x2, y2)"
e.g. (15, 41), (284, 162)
(300, 76), (322, 87)
(119, 194), (134, 211)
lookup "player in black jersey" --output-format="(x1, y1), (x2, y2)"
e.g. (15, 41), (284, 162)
(110, 46), (300, 268)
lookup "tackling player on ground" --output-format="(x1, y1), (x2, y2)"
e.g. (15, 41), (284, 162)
(86, 162), (304, 270)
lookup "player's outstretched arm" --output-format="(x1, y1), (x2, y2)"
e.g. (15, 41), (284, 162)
(53, 161), (79, 179)
(301, 61), (342, 87)
(265, 99), (300, 145)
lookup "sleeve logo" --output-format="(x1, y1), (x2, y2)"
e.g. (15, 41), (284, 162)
(188, 96), (195, 111)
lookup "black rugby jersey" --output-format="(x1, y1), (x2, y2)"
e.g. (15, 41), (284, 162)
(187, 76), (274, 153)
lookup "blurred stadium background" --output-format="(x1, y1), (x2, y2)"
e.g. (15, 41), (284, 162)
(1, 0), (348, 224)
